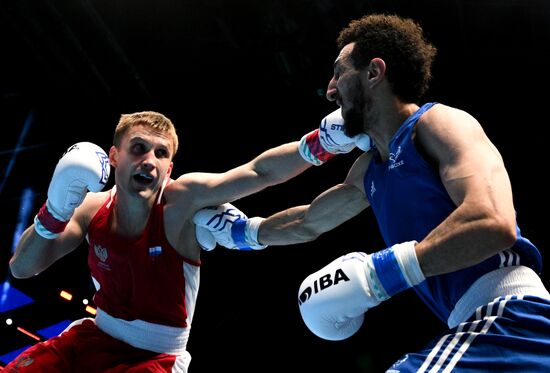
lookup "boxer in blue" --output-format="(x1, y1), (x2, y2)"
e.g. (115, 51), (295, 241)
(195, 14), (550, 372)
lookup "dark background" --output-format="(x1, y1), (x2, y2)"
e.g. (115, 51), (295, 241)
(1, 0), (549, 371)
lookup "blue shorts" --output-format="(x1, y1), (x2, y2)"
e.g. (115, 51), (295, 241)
(387, 295), (550, 372)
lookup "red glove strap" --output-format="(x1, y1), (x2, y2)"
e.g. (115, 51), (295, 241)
(305, 129), (337, 163)
(36, 202), (68, 234)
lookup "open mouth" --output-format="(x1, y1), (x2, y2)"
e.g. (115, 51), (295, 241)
(133, 172), (154, 186)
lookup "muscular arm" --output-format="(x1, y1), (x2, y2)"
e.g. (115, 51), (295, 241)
(170, 142), (313, 209)
(10, 142), (110, 279)
(414, 105), (517, 277)
(258, 152), (371, 245)
(169, 107), (371, 212)
(9, 197), (93, 278)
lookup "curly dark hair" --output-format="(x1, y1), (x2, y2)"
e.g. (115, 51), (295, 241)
(337, 14), (437, 103)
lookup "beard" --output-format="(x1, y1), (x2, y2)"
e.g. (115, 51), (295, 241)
(341, 80), (370, 138)
(343, 106), (364, 138)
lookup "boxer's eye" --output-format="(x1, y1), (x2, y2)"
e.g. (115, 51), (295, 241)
(131, 143), (147, 155)
(155, 148), (168, 158)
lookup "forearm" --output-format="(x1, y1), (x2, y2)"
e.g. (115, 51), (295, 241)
(10, 226), (59, 278)
(10, 142), (107, 278)
(252, 105), (375, 182)
(252, 142), (312, 184)
(258, 205), (316, 245)
(194, 203), (330, 251)
(193, 164), (369, 251)
(416, 205), (517, 277)
(188, 142), (312, 208)
(259, 183), (367, 246)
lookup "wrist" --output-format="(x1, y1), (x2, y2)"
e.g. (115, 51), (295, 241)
(298, 129), (337, 166)
(392, 241), (425, 286)
(368, 241), (425, 299)
(231, 217), (267, 250)
(246, 217), (266, 248)
(34, 200), (69, 239)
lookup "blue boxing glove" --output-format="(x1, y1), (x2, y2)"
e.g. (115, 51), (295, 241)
(298, 241), (425, 341)
(193, 203), (267, 251)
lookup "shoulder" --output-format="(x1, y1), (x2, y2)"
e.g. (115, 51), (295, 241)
(416, 103), (486, 165)
(164, 171), (228, 210)
(74, 189), (111, 229)
(163, 174), (202, 207)
(82, 190), (110, 213)
(164, 173), (209, 195)
(416, 103), (484, 145)
(419, 104), (481, 134)
(162, 174), (210, 224)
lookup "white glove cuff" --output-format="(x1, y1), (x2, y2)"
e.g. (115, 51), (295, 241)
(33, 200), (70, 239)
(393, 241), (425, 287)
(245, 217), (267, 250)
(34, 215), (60, 239)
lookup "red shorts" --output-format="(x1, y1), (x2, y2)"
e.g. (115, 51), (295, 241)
(3, 319), (178, 373)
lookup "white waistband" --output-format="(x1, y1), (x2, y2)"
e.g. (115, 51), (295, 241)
(447, 266), (550, 328)
(95, 308), (190, 354)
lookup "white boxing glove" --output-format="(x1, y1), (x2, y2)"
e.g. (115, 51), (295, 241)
(193, 203), (266, 251)
(354, 133), (374, 152)
(34, 142), (110, 239)
(298, 242), (424, 341)
(299, 108), (372, 165)
(298, 252), (377, 341)
(195, 226), (217, 251)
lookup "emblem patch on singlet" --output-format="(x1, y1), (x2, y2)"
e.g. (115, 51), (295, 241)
(95, 244), (108, 262)
(94, 244), (111, 271)
(388, 146), (404, 170)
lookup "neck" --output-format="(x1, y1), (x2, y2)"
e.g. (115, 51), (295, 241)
(112, 192), (156, 237)
(368, 99), (419, 160)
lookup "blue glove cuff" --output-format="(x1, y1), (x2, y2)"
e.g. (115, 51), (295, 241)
(231, 218), (253, 251)
(371, 247), (409, 297)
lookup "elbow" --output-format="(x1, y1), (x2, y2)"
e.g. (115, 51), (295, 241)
(489, 215), (517, 249)
(473, 199), (517, 250)
(9, 259), (34, 279)
(500, 223), (517, 249)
